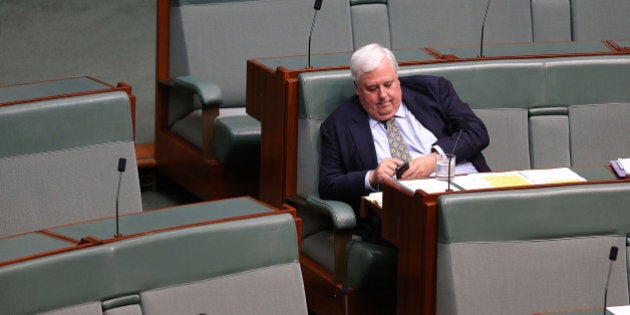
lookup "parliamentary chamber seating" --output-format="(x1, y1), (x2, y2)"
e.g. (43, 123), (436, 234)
(156, 0), (630, 201)
(155, 0), (630, 312)
(0, 77), (142, 238)
(435, 183), (630, 315)
(0, 78), (308, 314)
(0, 199), (307, 315)
(295, 54), (630, 314)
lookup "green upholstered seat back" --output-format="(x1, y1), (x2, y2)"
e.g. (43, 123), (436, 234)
(297, 70), (355, 200)
(169, 0), (353, 108)
(297, 55), (630, 177)
(0, 210), (305, 314)
(570, 0), (630, 40)
(350, 0), (390, 49)
(0, 90), (141, 237)
(388, 0), (533, 48)
(436, 183), (630, 315)
(531, 0), (572, 41)
(398, 60), (546, 171)
(546, 56), (630, 166)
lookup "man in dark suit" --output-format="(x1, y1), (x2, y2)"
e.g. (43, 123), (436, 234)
(319, 43), (490, 211)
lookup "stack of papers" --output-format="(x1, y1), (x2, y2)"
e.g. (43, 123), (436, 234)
(396, 168), (586, 193)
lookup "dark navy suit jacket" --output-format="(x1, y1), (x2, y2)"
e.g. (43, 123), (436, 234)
(318, 75), (490, 210)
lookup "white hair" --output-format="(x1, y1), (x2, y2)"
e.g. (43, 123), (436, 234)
(350, 43), (398, 82)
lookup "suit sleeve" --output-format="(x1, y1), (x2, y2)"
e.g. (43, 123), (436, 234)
(318, 117), (370, 211)
(430, 77), (489, 164)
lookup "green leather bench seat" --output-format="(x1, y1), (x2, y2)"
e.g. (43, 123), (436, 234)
(165, 0), (354, 169)
(436, 183), (630, 315)
(295, 54), (630, 297)
(297, 55), (630, 173)
(169, 0), (630, 172)
(0, 200), (307, 314)
(297, 71), (397, 292)
(0, 79), (141, 238)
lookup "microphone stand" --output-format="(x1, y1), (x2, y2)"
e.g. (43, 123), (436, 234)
(114, 158), (126, 238)
(307, 9), (319, 68)
(115, 171), (123, 237)
(603, 246), (618, 315)
(447, 154), (454, 192)
(479, 0), (493, 58)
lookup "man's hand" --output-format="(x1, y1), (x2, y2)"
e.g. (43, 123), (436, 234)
(398, 152), (440, 180)
(369, 158), (403, 187)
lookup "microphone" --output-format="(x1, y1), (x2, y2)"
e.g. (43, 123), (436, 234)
(479, 0), (493, 58)
(447, 118), (468, 191)
(114, 157), (126, 238)
(603, 246), (618, 315)
(307, 0), (324, 68)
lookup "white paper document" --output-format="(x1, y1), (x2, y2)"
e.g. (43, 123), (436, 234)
(617, 158), (630, 172)
(379, 168), (586, 196)
(451, 167), (586, 190)
(607, 305), (630, 315)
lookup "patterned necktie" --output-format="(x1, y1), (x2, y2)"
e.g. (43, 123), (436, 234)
(385, 117), (411, 162)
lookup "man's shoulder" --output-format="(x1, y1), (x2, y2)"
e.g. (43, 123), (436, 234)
(324, 94), (363, 123)
(399, 74), (452, 97)
(399, 74), (443, 86)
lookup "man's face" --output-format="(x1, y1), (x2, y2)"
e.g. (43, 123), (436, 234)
(355, 58), (402, 121)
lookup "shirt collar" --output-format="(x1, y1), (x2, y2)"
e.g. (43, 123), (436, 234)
(369, 102), (407, 128)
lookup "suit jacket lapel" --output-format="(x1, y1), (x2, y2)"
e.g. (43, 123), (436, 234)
(402, 85), (444, 138)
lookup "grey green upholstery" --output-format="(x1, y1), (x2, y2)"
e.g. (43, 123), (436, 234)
(297, 73), (397, 291)
(388, 0), (534, 47)
(0, 205), (306, 315)
(436, 183), (630, 315)
(297, 55), (630, 174)
(531, 0), (572, 42)
(165, 0), (354, 165)
(0, 79), (141, 237)
(571, 0), (630, 40)
(163, 0), (630, 174)
(296, 54), (630, 296)
(350, 0), (391, 49)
